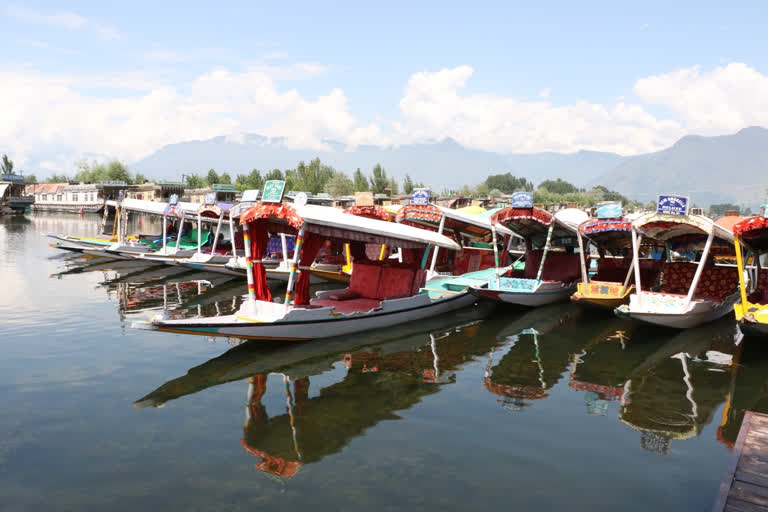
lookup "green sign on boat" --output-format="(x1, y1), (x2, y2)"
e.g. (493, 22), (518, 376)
(262, 180), (286, 203)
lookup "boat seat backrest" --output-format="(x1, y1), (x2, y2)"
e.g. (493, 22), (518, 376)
(539, 252), (581, 283)
(660, 262), (696, 295)
(694, 266), (738, 302)
(349, 261), (382, 299)
(523, 250), (544, 279)
(375, 264), (417, 300)
(593, 258), (631, 283)
(748, 272), (768, 304)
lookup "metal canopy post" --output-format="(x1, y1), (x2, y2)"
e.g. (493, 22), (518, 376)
(210, 212), (224, 255)
(242, 222), (256, 302)
(683, 230), (714, 311)
(162, 214), (167, 253)
(535, 222), (556, 282)
(491, 224), (501, 287)
(428, 214), (446, 277)
(197, 213), (202, 254)
(577, 231), (588, 287)
(229, 217), (238, 259)
(175, 213), (184, 252)
(620, 234), (640, 296)
(631, 228), (642, 303)
(734, 236), (749, 312)
(285, 224), (306, 305)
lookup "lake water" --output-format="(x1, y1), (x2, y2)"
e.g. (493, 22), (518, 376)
(2, 213), (768, 511)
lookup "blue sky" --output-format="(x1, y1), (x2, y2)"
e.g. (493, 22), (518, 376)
(1, 1), (767, 173)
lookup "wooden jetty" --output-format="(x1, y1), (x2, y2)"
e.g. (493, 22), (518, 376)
(714, 411), (768, 511)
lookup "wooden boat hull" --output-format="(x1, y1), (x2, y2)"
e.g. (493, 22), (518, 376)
(470, 280), (575, 307)
(616, 292), (739, 329)
(735, 302), (768, 336)
(571, 282), (634, 309)
(132, 292), (477, 341)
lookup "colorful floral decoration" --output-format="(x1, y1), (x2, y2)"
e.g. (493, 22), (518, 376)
(239, 202), (304, 230)
(343, 205), (390, 221)
(579, 218), (632, 235)
(396, 203), (443, 230)
(491, 207), (553, 227)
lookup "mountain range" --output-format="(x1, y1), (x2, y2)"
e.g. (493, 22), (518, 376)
(130, 126), (768, 208)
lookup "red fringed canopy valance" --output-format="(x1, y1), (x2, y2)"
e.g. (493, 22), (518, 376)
(579, 217), (632, 235)
(343, 205), (390, 221)
(491, 207), (552, 227)
(239, 202), (304, 230)
(396, 204), (442, 227)
(734, 216), (768, 236)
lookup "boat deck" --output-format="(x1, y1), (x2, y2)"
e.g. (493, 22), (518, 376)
(714, 411), (768, 511)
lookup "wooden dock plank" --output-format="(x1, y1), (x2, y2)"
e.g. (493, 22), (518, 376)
(729, 482), (768, 508)
(726, 497), (768, 512)
(715, 412), (755, 512)
(735, 470), (768, 489)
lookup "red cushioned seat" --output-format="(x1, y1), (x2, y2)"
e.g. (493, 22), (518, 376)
(376, 266), (416, 300)
(748, 272), (768, 304)
(310, 298), (382, 314)
(349, 262), (382, 299)
(523, 250), (544, 279)
(660, 262), (696, 295)
(411, 269), (427, 295)
(540, 252), (581, 283)
(694, 266), (737, 302)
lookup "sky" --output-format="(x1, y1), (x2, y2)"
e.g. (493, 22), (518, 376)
(1, 0), (767, 175)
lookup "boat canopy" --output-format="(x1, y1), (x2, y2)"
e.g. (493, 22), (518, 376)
(107, 198), (200, 217)
(733, 216), (768, 252)
(240, 202), (461, 250)
(491, 206), (584, 243)
(0, 183), (9, 199)
(396, 203), (514, 238)
(631, 212), (734, 243)
(578, 213), (644, 252)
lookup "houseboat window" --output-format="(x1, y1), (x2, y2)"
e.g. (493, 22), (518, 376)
(72, 193), (79, 202)
(42, 194), (47, 201)
(57, 194), (62, 201)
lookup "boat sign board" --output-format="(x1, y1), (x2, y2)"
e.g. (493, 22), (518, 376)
(597, 201), (622, 219)
(657, 194), (690, 216)
(241, 189), (260, 202)
(1, 174), (24, 183)
(355, 192), (374, 206)
(169, 194), (179, 205)
(204, 192), (216, 205)
(262, 181), (286, 203)
(510, 192), (534, 208)
(411, 188), (431, 205)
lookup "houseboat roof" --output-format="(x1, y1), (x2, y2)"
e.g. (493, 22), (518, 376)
(733, 216), (768, 251)
(632, 212), (734, 242)
(396, 203), (514, 238)
(491, 206), (586, 242)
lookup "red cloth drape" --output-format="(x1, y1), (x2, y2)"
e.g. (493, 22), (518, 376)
(294, 232), (327, 305)
(248, 221), (272, 302)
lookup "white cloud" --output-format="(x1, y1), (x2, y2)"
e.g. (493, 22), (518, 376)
(634, 62), (768, 135)
(538, 88), (551, 98)
(1, 62), (766, 174)
(5, 4), (121, 40)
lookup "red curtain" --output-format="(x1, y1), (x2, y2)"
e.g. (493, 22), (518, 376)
(349, 241), (367, 262)
(294, 232), (327, 305)
(248, 221), (272, 302)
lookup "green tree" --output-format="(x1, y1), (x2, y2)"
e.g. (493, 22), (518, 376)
(235, 169), (264, 192)
(206, 169), (219, 185)
(23, 174), (37, 184)
(290, 158), (334, 194)
(325, 171), (355, 197)
(387, 177), (399, 195)
(708, 203), (741, 217)
(403, 174), (415, 194)
(488, 188), (503, 199)
(47, 174), (71, 183)
(353, 168), (369, 192)
(134, 173), (147, 184)
(219, 172), (232, 185)
(265, 169), (284, 181)
(1, 154), (14, 174)
(370, 163), (388, 194)
(538, 178), (579, 195)
(186, 174), (206, 188)
(484, 173), (533, 193)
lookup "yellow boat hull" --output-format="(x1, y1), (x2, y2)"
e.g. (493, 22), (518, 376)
(571, 282), (634, 309)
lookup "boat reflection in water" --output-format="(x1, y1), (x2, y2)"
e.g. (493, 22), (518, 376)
(135, 303), (502, 480)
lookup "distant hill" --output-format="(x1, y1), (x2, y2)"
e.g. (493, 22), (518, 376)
(130, 127), (768, 208)
(590, 126), (768, 208)
(130, 135), (623, 192)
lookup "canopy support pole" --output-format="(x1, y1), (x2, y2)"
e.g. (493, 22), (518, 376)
(428, 214), (446, 278)
(620, 235), (640, 296)
(174, 214), (183, 253)
(683, 230), (714, 311)
(229, 218), (237, 259)
(734, 235), (749, 312)
(285, 225), (306, 305)
(577, 231), (588, 287)
(242, 224), (256, 302)
(631, 228), (642, 304)
(197, 213), (202, 254)
(535, 222), (555, 282)
(280, 233), (289, 267)
(491, 224), (501, 287)
(162, 214), (167, 253)
(211, 212), (223, 255)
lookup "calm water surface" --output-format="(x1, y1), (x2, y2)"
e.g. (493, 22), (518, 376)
(2, 213), (768, 511)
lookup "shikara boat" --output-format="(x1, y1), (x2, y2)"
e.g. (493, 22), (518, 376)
(395, 200), (517, 295)
(469, 193), (588, 306)
(616, 196), (740, 329)
(571, 205), (663, 309)
(132, 188), (471, 341)
(732, 213), (768, 335)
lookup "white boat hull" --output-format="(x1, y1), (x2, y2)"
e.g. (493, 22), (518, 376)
(616, 292), (739, 329)
(470, 280), (575, 307)
(133, 292), (477, 341)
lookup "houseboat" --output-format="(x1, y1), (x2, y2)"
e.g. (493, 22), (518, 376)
(1, 173), (34, 214)
(732, 209), (768, 335)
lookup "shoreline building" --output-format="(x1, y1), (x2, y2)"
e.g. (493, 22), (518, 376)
(25, 183), (102, 213)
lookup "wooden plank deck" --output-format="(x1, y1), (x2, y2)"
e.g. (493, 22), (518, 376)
(714, 411), (768, 511)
